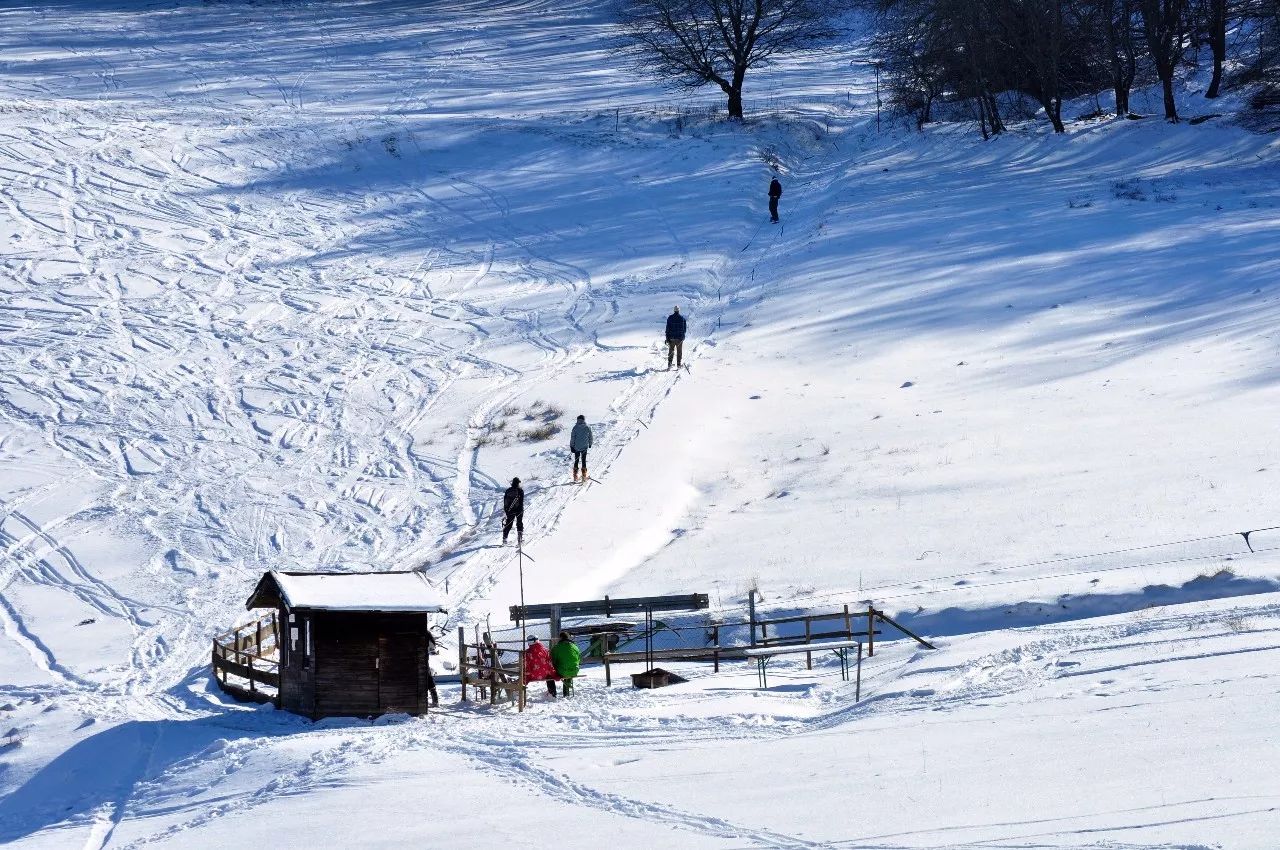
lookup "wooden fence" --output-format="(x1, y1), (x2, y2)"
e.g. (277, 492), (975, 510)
(457, 627), (526, 712)
(212, 612), (280, 706)
(598, 604), (935, 686)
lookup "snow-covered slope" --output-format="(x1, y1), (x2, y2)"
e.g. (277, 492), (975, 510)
(2, 1), (1279, 847)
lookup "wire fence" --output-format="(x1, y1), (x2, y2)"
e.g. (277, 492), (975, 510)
(484, 523), (1280, 652)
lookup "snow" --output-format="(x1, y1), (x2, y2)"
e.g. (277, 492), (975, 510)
(1, 0), (1279, 847)
(266, 570), (446, 613)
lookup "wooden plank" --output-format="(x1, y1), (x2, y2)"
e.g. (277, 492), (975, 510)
(754, 611), (851, 627)
(601, 647), (747, 664)
(872, 608), (937, 650)
(212, 656), (281, 687)
(743, 639), (862, 658)
(216, 680), (276, 705)
(756, 630), (879, 646)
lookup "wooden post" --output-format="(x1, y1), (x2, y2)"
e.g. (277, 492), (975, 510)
(549, 605), (561, 644)
(458, 627), (467, 702)
(712, 624), (720, 673)
(867, 606), (875, 657)
(605, 655), (612, 687)
(489, 648), (498, 706)
(843, 604), (851, 641)
(748, 592), (757, 647)
(873, 608), (937, 650)
(805, 617), (813, 670)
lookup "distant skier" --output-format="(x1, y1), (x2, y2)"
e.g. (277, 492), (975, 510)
(570, 415), (593, 483)
(665, 306), (686, 370)
(551, 631), (581, 697)
(502, 477), (524, 545)
(768, 176), (782, 223)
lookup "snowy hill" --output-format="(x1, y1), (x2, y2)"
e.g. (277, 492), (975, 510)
(1, 0), (1279, 847)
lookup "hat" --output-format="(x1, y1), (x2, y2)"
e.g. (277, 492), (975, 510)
(576, 414), (585, 422)
(527, 635), (540, 643)
(673, 306), (680, 313)
(511, 476), (521, 485)
(558, 631), (571, 641)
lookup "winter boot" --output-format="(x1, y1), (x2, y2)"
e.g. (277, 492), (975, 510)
(581, 466), (588, 483)
(573, 468), (579, 483)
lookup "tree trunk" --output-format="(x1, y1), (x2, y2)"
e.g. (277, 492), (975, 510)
(1046, 97), (1065, 133)
(985, 91), (1005, 134)
(725, 65), (747, 119)
(1161, 74), (1179, 120)
(726, 88), (743, 119)
(1205, 0), (1227, 98)
(1139, 0), (1184, 121)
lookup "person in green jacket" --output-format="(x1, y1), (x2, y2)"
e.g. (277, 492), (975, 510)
(550, 631), (581, 697)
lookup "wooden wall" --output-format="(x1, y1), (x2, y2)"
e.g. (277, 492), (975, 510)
(279, 610), (430, 719)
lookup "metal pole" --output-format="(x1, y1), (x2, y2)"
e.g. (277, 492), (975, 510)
(518, 541), (528, 708)
(855, 643), (863, 702)
(875, 62), (882, 133)
(458, 626), (466, 702)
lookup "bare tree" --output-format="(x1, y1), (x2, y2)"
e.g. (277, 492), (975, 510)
(618, 0), (846, 119)
(1192, 0), (1230, 96)
(1138, 0), (1188, 119)
(993, 0), (1070, 132)
(1100, 0), (1140, 114)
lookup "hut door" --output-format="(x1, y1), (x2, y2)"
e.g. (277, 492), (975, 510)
(377, 632), (423, 714)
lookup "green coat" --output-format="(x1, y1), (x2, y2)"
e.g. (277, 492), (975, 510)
(550, 639), (581, 678)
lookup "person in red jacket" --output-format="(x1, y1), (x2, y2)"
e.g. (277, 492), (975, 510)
(523, 635), (561, 698)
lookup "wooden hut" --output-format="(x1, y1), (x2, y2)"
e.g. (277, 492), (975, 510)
(244, 570), (446, 719)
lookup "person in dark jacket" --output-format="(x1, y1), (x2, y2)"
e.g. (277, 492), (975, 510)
(424, 628), (440, 707)
(768, 176), (782, 222)
(502, 477), (524, 545)
(665, 306), (686, 369)
(570, 415), (593, 483)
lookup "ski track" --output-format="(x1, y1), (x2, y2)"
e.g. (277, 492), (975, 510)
(0, 0), (781, 808)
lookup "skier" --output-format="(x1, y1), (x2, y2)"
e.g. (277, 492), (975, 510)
(768, 175), (782, 223)
(570, 415), (593, 483)
(523, 634), (561, 698)
(502, 477), (524, 545)
(551, 631), (581, 697)
(665, 306), (686, 370)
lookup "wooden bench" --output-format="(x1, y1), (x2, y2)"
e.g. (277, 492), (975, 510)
(742, 639), (863, 689)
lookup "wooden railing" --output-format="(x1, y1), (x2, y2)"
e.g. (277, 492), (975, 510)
(213, 612), (280, 706)
(457, 627), (526, 712)
(596, 604), (935, 687)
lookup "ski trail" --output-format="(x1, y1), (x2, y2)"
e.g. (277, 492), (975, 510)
(440, 735), (828, 849)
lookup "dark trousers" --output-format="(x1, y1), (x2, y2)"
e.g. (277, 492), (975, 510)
(547, 678), (572, 697)
(667, 339), (683, 368)
(769, 196), (779, 221)
(573, 450), (587, 473)
(425, 665), (439, 707)
(502, 511), (523, 543)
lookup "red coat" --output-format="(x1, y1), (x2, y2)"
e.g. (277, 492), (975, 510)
(523, 640), (559, 682)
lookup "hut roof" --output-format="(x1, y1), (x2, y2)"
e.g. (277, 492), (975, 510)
(247, 570), (447, 613)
